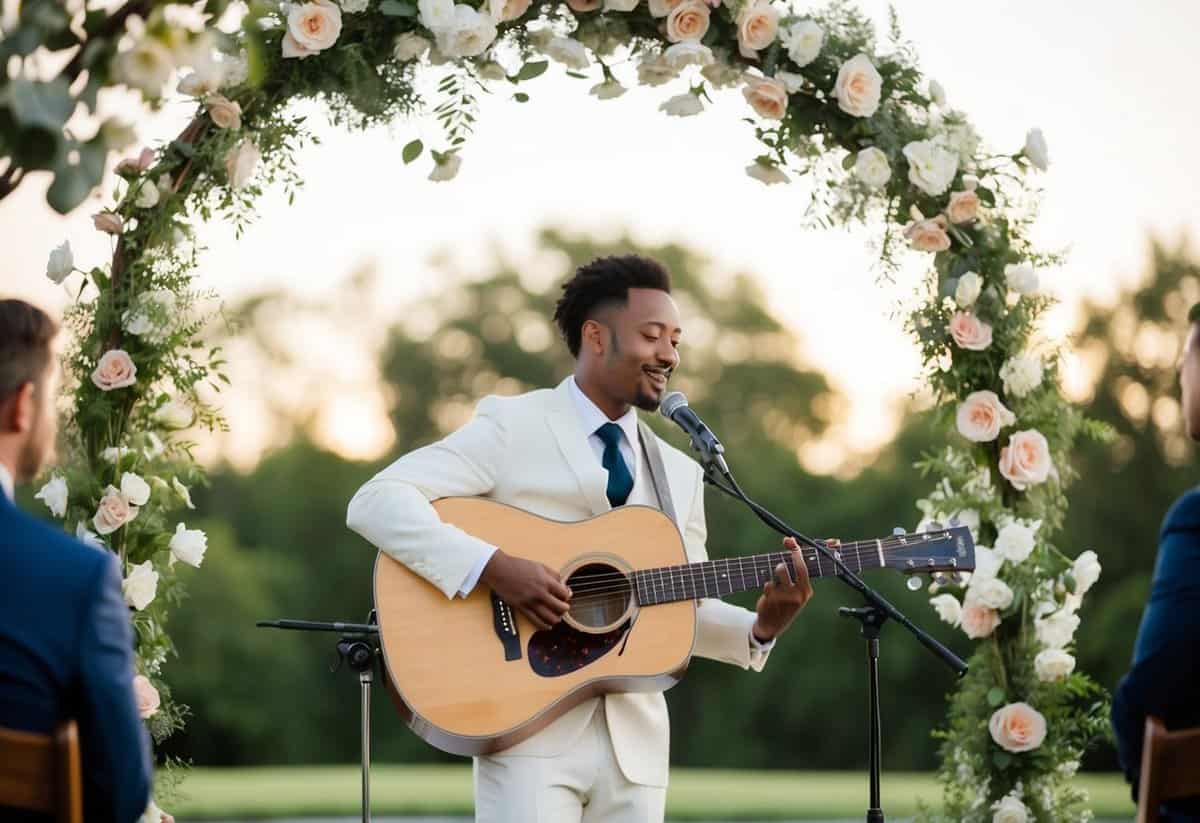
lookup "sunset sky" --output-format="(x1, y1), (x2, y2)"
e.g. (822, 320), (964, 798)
(3, 0), (1197, 471)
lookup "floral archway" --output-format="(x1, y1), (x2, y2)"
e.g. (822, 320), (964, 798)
(15, 0), (1109, 817)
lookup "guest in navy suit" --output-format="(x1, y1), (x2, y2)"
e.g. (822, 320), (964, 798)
(1112, 303), (1200, 822)
(0, 299), (152, 823)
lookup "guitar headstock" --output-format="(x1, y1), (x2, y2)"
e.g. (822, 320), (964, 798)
(883, 526), (976, 577)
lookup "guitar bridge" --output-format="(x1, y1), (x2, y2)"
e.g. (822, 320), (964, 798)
(491, 591), (521, 661)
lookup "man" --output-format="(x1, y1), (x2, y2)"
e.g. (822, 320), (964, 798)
(0, 299), (152, 823)
(1111, 302), (1200, 821)
(348, 255), (813, 822)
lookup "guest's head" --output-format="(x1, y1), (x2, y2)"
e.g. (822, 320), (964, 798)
(0, 299), (59, 482)
(553, 254), (680, 414)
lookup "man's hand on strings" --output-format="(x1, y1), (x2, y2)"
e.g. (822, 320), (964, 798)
(751, 536), (821, 643)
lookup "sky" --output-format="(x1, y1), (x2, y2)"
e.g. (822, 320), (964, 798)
(2, 0), (1198, 471)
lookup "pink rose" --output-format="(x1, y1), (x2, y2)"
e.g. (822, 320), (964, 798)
(831, 53), (881, 118)
(946, 189), (980, 224)
(903, 215), (951, 252)
(988, 702), (1047, 753)
(665, 0), (709, 42)
(93, 486), (139, 535)
(91, 349), (137, 391)
(116, 148), (155, 175)
(735, 0), (779, 59)
(960, 599), (1000, 639)
(283, 0), (342, 58)
(949, 311), (992, 351)
(92, 212), (124, 235)
(133, 675), (161, 719)
(742, 76), (788, 120)
(955, 390), (1016, 443)
(999, 429), (1052, 491)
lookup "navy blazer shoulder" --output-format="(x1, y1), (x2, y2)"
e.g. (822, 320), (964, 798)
(0, 494), (152, 823)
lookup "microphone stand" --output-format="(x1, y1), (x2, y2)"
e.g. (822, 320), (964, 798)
(697, 454), (967, 823)
(256, 614), (380, 823)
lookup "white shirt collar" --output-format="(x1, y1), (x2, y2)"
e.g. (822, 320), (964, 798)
(0, 463), (13, 502)
(568, 376), (639, 449)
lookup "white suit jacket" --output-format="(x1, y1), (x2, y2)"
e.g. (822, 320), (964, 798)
(346, 376), (770, 787)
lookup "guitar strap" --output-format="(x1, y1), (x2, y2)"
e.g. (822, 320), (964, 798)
(637, 420), (678, 526)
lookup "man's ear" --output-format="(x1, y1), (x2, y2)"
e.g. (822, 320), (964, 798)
(0, 382), (35, 434)
(580, 319), (607, 355)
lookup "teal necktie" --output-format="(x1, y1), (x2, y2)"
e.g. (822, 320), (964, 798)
(596, 422), (633, 507)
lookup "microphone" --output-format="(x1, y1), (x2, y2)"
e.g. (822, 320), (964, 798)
(659, 391), (730, 476)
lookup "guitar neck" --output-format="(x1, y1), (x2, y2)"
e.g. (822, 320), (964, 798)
(631, 539), (890, 607)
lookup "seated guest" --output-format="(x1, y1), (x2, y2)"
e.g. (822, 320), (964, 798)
(1112, 303), (1200, 822)
(0, 299), (152, 823)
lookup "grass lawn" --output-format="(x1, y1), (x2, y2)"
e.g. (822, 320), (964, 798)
(173, 765), (1135, 819)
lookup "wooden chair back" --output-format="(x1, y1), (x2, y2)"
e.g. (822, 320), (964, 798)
(1137, 715), (1200, 823)
(0, 721), (83, 823)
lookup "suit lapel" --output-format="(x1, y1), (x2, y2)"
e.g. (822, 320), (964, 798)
(546, 378), (612, 517)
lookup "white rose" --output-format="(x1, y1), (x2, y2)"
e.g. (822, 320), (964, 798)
(955, 271), (982, 307)
(75, 522), (105, 550)
(970, 544), (1004, 583)
(1035, 607), (1080, 649)
(436, 5), (497, 58)
(589, 80), (626, 100)
(221, 52), (249, 87)
(224, 140), (261, 189)
(1034, 648), (1075, 682)
(172, 477), (195, 510)
(1005, 263), (1038, 295)
(46, 240), (73, 284)
(775, 71), (804, 94)
(418, 0), (455, 30)
(928, 78), (946, 107)
(544, 36), (589, 70)
(178, 65), (222, 96)
(1024, 128), (1049, 171)
(700, 59), (742, 88)
(929, 593), (961, 627)
(971, 577), (1014, 610)
(114, 38), (175, 99)
(133, 180), (160, 209)
(34, 475), (69, 518)
(902, 139), (958, 196)
(429, 153), (462, 182)
(853, 147), (890, 189)
(831, 54), (881, 118)
(119, 472), (151, 507)
(122, 561), (159, 611)
(995, 521), (1036, 564)
(781, 19), (822, 67)
(662, 41), (713, 70)
(659, 93), (703, 117)
(155, 400), (195, 430)
(94, 486), (139, 535)
(1073, 549), (1101, 595)
(960, 598), (1001, 639)
(992, 794), (1029, 823)
(393, 32), (430, 61)
(949, 509), (980, 538)
(956, 390), (1016, 443)
(169, 523), (208, 568)
(122, 290), (177, 345)
(638, 54), (678, 86)
(745, 161), (789, 186)
(999, 354), (1044, 398)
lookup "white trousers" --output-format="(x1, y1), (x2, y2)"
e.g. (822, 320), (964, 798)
(473, 701), (667, 823)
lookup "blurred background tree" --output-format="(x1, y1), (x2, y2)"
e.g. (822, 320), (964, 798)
(151, 229), (1198, 772)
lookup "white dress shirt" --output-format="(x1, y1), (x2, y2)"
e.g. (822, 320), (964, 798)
(0, 463), (13, 501)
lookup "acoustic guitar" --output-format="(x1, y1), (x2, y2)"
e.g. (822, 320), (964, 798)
(373, 497), (975, 756)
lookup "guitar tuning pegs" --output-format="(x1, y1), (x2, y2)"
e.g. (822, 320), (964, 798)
(952, 571), (971, 586)
(905, 576), (923, 591)
(931, 572), (950, 587)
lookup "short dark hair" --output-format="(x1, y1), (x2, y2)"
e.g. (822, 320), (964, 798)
(552, 255), (672, 357)
(1189, 302), (1200, 326)
(0, 299), (57, 403)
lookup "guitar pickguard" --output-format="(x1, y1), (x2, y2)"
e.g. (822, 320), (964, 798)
(527, 620), (629, 677)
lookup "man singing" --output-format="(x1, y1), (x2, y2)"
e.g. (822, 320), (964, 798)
(348, 255), (813, 822)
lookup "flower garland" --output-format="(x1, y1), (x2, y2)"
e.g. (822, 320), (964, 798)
(28, 0), (1109, 817)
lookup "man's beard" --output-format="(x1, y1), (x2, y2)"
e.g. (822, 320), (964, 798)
(632, 387), (660, 412)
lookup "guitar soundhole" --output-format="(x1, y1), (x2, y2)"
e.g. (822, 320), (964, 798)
(565, 562), (632, 632)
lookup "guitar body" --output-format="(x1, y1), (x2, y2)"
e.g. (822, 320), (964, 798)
(373, 497), (697, 756)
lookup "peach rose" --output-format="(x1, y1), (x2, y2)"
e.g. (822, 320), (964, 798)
(960, 599), (1000, 639)
(490, 0), (531, 19)
(949, 311), (992, 351)
(567, 0), (602, 10)
(736, 0), (779, 59)
(91, 349), (137, 391)
(955, 390), (1016, 443)
(947, 189), (980, 224)
(666, 0), (709, 42)
(988, 702), (1047, 753)
(742, 76), (788, 120)
(283, 0), (342, 58)
(206, 95), (242, 130)
(999, 429), (1052, 491)
(903, 215), (950, 252)
(93, 486), (139, 535)
(133, 675), (161, 719)
(92, 212), (124, 235)
(831, 53), (881, 118)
